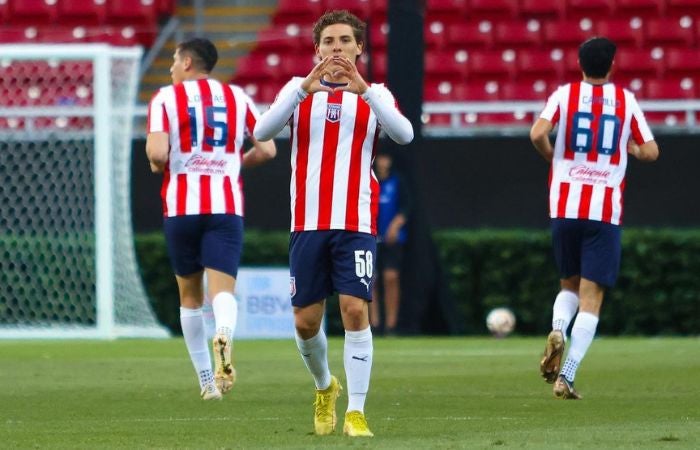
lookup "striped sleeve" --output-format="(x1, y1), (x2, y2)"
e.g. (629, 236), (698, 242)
(628, 94), (654, 144)
(147, 89), (169, 133)
(539, 87), (562, 125)
(240, 89), (260, 138)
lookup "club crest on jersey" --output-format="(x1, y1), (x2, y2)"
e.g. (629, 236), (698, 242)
(326, 103), (342, 123)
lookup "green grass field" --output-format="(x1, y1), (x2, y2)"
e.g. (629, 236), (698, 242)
(1, 337), (698, 449)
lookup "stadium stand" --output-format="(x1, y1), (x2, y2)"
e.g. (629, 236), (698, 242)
(232, 0), (699, 109)
(0, 0), (697, 130)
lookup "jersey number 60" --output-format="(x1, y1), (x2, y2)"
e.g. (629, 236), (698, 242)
(570, 112), (620, 156)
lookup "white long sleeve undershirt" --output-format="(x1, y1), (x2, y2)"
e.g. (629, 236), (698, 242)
(253, 78), (414, 145)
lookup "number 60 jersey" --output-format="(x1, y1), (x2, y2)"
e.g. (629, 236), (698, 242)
(539, 81), (654, 226)
(147, 79), (259, 217)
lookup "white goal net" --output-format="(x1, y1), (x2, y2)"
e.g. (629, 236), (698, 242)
(0, 44), (169, 339)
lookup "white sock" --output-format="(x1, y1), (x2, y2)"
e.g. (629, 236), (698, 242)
(560, 312), (599, 382)
(344, 327), (373, 413)
(552, 290), (579, 341)
(212, 292), (237, 341)
(295, 329), (331, 390)
(202, 293), (216, 340)
(180, 307), (214, 389)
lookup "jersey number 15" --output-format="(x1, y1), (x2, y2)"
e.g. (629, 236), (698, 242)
(188, 106), (228, 147)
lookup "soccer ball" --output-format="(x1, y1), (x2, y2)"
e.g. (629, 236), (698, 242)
(486, 307), (516, 337)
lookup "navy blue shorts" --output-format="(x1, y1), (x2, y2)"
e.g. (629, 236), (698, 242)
(163, 214), (243, 277)
(551, 218), (622, 288)
(289, 230), (376, 307)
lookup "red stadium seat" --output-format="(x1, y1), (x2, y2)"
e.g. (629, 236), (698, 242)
(425, 20), (449, 50)
(425, 50), (468, 80)
(368, 0), (388, 23)
(57, 0), (107, 25)
(615, 47), (665, 78)
(0, 0), (10, 23)
(462, 80), (501, 101)
(467, 49), (517, 81)
(368, 21), (388, 51)
(425, 0), (468, 22)
(106, 0), (157, 25)
(645, 17), (695, 47)
(273, 0), (323, 26)
(615, 0), (665, 18)
(0, 27), (40, 43)
(424, 79), (465, 101)
(543, 20), (596, 47)
(468, 0), (518, 20)
(244, 81), (281, 104)
(596, 18), (645, 48)
(446, 21), (493, 50)
(645, 78), (696, 99)
(613, 76), (645, 97)
(666, 0), (700, 17)
(368, 51), (387, 81)
(324, 0), (372, 21)
(500, 80), (550, 101)
(280, 53), (317, 79)
(519, 0), (564, 19)
(255, 26), (303, 53)
(567, 0), (615, 19)
(234, 53), (284, 82)
(493, 20), (542, 48)
(9, 0), (57, 24)
(665, 48), (700, 77)
(517, 48), (567, 81)
(157, 0), (177, 17)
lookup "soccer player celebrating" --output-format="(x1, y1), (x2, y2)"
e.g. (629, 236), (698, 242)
(146, 38), (276, 400)
(530, 37), (659, 399)
(254, 10), (413, 436)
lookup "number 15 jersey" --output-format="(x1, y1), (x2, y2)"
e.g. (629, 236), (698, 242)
(539, 81), (654, 225)
(147, 78), (259, 217)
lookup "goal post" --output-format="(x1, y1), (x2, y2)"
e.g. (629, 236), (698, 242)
(0, 44), (169, 339)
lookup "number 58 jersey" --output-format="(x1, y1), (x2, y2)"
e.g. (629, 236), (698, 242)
(539, 81), (654, 225)
(147, 79), (259, 217)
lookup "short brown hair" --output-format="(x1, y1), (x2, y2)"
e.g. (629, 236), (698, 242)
(312, 10), (366, 46)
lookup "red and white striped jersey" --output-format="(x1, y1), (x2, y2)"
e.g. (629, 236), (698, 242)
(279, 78), (396, 234)
(147, 78), (259, 217)
(539, 81), (654, 225)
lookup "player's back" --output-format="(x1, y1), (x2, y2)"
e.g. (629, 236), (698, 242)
(542, 81), (653, 225)
(149, 78), (259, 217)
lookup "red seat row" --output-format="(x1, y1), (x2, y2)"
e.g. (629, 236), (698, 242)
(0, 0), (175, 26)
(233, 45), (700, 86)
(0, 25), (157, 46)
(424, 16), (698, 51)
(272, 0), (698, 26)
(235, 75), (698, 105)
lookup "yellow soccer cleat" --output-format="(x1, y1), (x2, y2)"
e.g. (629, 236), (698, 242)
(313, 375), (341, 435)
(540, 330), (565, 384)
(200, 382), (222, 400)
(213, 333), (236, 394)
(343, 410), (374, 437)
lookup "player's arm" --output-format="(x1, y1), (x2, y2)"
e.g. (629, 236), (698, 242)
(627, 97), (659, 162)
(530, 118), (554, 163)
(361, 85), (414, 145)
(254, 79), (306, 141)
(627, 139), (659, 162)
(146, 132), (169, 173)
(242, 137), (277, 168)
